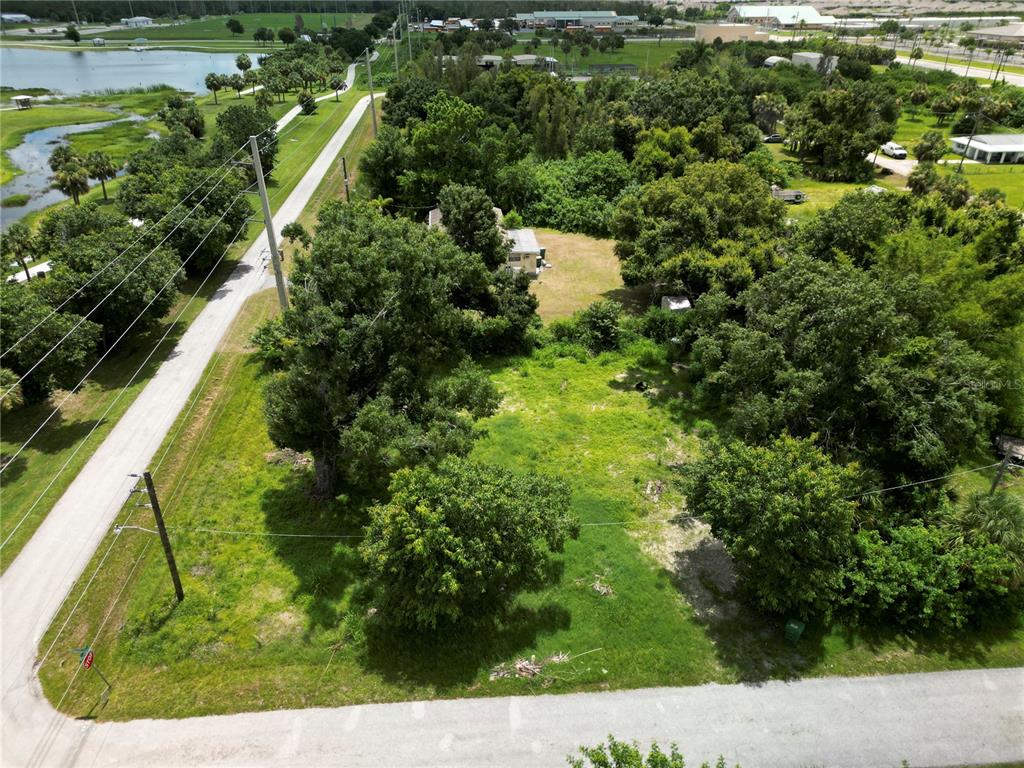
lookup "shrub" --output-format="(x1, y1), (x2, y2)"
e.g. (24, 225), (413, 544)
(551, 300), (624, 354)
(361, 457), (577, 628)
(636, 306), (690, 343)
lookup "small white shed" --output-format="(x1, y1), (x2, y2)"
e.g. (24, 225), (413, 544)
(507, 229), (542, 274)
(661, 296), (692, 312)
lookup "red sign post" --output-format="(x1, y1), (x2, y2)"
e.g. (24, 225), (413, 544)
(82, 650), (94, 670)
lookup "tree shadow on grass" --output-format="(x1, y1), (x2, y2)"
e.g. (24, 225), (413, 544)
(608, 362), (716, 428)
(663, 519), (1022, 684)
(361, 602), (572, 692)
(260, 472), (366, 637)
(602, 285), (651, 316)
(0, 408), (104, 482)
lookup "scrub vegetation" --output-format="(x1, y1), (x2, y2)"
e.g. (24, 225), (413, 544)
(26, 14), (1024, 725)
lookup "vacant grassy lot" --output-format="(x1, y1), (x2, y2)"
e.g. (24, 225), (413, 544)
(507, 38), (684, 74)
(939, 162), (1024, 208)
(529, 230), (646, 322)
(38, 309), (1024, 719)
(83, 13), (373, 41)
(1, 91), (366, 568)
(764, 144), (906, 221)
(1, 105), (116, 184)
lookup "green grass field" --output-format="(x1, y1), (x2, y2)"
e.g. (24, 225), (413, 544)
(81, 12), (373, 41)
(506, 38), (684, 75)
(1, 105), (116, 185)
(36, 295), (1024, 719)
(940, 162), (1024, 208)
(0, 88), (368, 570)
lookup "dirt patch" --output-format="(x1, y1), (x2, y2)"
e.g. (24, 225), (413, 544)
(257, 610), (302, 645)
(634, 511), (739, 622)
(265, 448), (312, 470)
(529, 230), (646, 322)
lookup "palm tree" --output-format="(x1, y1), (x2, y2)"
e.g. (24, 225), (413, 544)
(47, 144), (77, 173)
(52, 161), (89, 205)
(1, 221), (37, 282)
(84, 150), (118, 200)
(205, 72), (223, 104)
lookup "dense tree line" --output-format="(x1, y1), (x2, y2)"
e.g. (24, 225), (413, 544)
(0, 90), (283, 405)
(352, 37), (1024, 634)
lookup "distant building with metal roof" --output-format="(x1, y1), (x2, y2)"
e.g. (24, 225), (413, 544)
(971, 22), (1024, 47)
(727, 5), (837, 29)
(513, 10), (638, 30)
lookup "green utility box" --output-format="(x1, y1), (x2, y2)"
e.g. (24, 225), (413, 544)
(784, 619), (805, 644)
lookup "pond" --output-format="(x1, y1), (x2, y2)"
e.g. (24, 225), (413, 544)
(0, 47), (260, 95)
(0, 115), (147, 229)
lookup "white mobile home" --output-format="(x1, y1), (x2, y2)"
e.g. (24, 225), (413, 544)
(951, 134), (1024, 164)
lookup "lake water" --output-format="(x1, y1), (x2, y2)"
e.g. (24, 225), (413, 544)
(1, 116), (147, 229)
(0, 48), (259, 95)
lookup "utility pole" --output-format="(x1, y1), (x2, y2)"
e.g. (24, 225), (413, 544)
(365, 49), (378, 138)
(142, 472), (185, 603)
(957, 111), (982, 173)
(248, 135), (289, 310)
(990, 454), (1012, 496)
(406, 0), (414, 62)
(341, 156), (350, 202)
(392, 27), (401, 81)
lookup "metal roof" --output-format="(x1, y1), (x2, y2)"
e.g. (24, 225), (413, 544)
(507, 228), (541, 254)
(953, 134), (1024, 152)
(516, 11), (629, 20)
(972, 22), (1024, 39)
(730, 5), (837, 25)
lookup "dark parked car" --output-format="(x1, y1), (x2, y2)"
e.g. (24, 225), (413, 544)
(763, 133), (783, 143)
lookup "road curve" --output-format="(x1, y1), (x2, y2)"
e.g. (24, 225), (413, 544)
(2, 57), (1023, 768)
(0, 92), (372, 768)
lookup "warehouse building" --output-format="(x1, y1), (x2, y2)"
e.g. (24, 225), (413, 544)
(513, 11), (639, 31)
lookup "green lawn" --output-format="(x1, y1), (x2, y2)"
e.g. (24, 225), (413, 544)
(1, 105), (117, 185)
(81, 13), (373, 41)
(919, 51), (1024, 78)
(1, 39), (280, 53)
(0, 89), (367, 569)
(37, 305), (1024, 719)
(764, 144), (906, 221)
(506, 39), (684, 74)
(939, 162), (1024, 208)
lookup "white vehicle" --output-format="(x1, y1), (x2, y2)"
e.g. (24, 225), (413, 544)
(881, 141), (907, 159)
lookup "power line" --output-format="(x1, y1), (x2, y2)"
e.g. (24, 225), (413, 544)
(1, 170), (250, 402)
(25, 241), (271, 692)
(844, 462), (1004, 499)
(0, 142), (254, 362)
(0, 190), (254, 483)
(0, 218), (252, 552)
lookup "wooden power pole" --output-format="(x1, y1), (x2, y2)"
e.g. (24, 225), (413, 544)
(143, 471), (185, 603)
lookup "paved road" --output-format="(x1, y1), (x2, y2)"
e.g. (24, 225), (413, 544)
(2, 52), (1023, 768)
(6, 666), (1024, 767)
(0, 85), (373, 767)
(895, 55), (1024, 87)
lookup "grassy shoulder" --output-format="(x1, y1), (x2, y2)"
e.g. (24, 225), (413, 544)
(37, 293), (1024, 720)
(0, 91), (366, 569)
